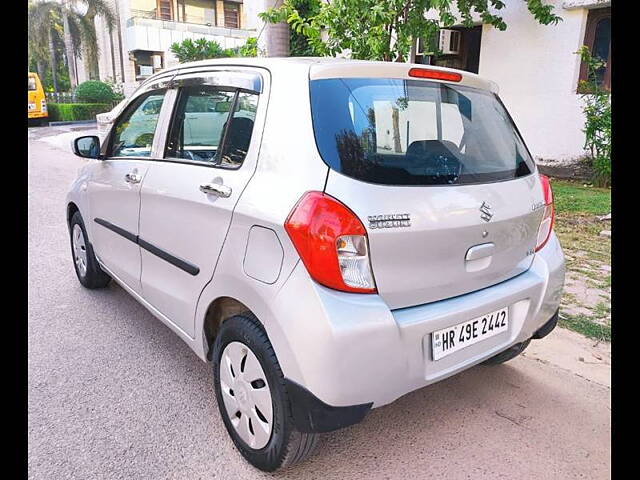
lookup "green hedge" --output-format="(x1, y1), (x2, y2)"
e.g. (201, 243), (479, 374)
(75, 81), (117, 103)
(48, 103), (112, 122)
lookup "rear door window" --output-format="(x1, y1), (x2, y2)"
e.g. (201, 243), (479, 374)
(310, 78), (534, 185)
(216, 91), (258, 168)
(165, 86), (258, 168)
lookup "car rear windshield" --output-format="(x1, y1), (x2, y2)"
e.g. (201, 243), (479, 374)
(309, 78), (534, 186)
(28, 76), (37, 91)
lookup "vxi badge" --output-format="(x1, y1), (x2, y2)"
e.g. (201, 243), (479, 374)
(368, 213), (411, 229)
(480, 202), (493, 222)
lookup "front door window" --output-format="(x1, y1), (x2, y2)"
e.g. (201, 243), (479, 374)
(110, 90), (166, 158)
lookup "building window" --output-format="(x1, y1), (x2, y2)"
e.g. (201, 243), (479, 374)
(156, 0), (173, 20)
(132, 51), (164, 80)
(224, 2), (240, 29)
(579, 7), (611, 91)
(421, 26), (482, 74)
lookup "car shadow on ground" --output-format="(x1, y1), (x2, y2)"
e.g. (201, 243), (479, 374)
(78, 279), (607, 480)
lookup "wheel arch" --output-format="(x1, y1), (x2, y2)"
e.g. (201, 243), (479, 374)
(67, 202), (80, 230)
(202, 296), (253, 360)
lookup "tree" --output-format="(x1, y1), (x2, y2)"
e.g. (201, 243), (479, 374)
(29, 0), (112, 90)
(77, 0), (116, 80)
(288, 0), (320, 56)
(576, 46), (611, 187)
(28, 1), (61, 92)
(260, 0), (562, 62)
(169, 37), (258, 63)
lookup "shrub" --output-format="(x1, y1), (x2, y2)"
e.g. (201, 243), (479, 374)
(170, 37), (258, 63)
(170, 38), (228, 63)
(576, 46), (611, 187)
(74, 80), (117, 104)
(48, 103), (112, 122)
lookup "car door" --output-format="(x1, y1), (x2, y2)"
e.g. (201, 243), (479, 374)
(87, 89), (168, 294)
(138, 70), (265, 337)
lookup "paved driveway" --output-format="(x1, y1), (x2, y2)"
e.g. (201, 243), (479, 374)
(28, 126), (610, 480)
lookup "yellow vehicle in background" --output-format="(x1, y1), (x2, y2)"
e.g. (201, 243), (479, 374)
(28, 72), (48, 126)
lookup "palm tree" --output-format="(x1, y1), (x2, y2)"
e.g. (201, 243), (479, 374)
(73, 0), (116, 81)
(29, 0), (116, 91)
(28, 1), (62, 92)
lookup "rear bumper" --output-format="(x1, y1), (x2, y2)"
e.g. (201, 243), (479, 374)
(28, 111), (48, 119)
(270, 231), (565, 428)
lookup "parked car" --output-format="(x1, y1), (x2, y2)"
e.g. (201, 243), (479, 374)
(28, 72), (48, 126)
(67, 58), (565, 472)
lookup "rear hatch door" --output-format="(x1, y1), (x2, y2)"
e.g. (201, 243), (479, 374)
(311, 73), (545, 309)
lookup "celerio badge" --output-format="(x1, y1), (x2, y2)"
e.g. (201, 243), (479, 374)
(480, 202), (493, 222)
(368, 214), (411, 229)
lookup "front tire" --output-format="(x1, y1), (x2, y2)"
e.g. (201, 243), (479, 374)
(69, 211), (111, 289)
(212, 313), (319, 471)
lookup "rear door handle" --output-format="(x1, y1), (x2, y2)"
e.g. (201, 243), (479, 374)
(200, 183), (232, 198)
(125, 172), (142, 184)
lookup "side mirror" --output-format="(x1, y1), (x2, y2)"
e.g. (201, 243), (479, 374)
(72, 135), (101, 159)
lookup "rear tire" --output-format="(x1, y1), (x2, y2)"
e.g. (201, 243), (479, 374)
(483, 339), (531, 365)
(69, 211), (111, 289)
(212, 313), (319, 471)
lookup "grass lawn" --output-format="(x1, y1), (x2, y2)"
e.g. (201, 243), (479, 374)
(551, 179), (611, 342)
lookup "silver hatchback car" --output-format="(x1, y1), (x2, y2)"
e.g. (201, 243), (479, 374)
(67, 58), (565, 471)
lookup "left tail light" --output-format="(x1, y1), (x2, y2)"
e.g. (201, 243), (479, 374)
(284, 191), (377, 293)
(535, 174), (555, 252)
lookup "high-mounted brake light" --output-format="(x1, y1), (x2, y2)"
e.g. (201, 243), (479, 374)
(535, 174), (555, 252)
(284, 191), (377, 293)
(408, 68), (462, 82)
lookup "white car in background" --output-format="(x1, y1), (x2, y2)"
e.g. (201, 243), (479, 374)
(67, 58), (565, 472)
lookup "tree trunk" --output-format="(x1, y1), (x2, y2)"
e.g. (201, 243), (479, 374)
(47, 27), (59, 93)
(265, 0), (289, 57)
(36, 60), (46, 85)
(83, 8), (100, 80)
(62, 3), (78, 88)
(109, 28), (117, 81)
(392, 107), (402, 153)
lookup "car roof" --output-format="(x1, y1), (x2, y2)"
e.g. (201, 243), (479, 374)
(141, 57), (498, 93)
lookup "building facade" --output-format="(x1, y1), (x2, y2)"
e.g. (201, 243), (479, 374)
(87, 0), (610, 164)
(92, 0), (265, 95)
(416, 0), (611, 164)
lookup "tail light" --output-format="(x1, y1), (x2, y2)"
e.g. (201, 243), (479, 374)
(41, 99), (47, 112)
(535, 174), (555, 252)
(284, 191), (377, 293)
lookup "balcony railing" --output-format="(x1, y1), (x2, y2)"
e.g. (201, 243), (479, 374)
(130, 8), (160, 20)
(130, 8), (217, 27)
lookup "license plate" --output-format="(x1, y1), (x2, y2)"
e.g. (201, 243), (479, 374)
(432, 307), (509, 361)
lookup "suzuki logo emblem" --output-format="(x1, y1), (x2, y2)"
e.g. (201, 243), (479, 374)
(480, 201), (493, 222)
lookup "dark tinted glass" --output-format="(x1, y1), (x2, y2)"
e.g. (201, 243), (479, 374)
(310, 78), (534, 186)
(217, 92), (258, 168)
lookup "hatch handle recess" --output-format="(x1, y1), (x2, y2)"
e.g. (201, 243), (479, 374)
(465, 243), (495, 261)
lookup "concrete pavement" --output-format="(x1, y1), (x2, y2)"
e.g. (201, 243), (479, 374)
(28, 126), (611, 480)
